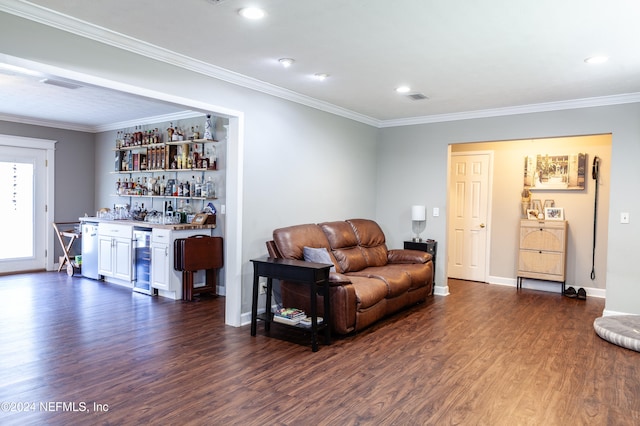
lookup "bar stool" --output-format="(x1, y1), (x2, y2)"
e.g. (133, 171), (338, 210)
(52, 222), (81, 276)
(174, 235), (223, 301)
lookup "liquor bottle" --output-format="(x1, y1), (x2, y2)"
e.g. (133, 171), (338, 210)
(204, 114), (213, 140)
(159, 175), (166, 196)
(205, 176), (215, 199)
(194, 176), (202, 198)
(183, 179), (190, 197)
(183, 199), (193, 214)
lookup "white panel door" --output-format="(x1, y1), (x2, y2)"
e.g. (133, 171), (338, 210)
(448, 153), (491, 281)
(0, 146), (46, 273)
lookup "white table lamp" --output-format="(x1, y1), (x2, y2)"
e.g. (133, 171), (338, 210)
(411, 205), (426, 242)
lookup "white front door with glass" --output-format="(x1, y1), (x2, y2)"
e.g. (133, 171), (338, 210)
(0, 145), (47, 273)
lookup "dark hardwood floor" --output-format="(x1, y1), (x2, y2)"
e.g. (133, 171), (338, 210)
(0, 273), (638, 425)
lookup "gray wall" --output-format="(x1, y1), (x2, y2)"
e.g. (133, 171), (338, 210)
(0, 120), (95, 260)
(377, 105), (640, 316)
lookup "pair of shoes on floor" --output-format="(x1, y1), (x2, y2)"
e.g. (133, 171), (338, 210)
(564, 286), (587, 300)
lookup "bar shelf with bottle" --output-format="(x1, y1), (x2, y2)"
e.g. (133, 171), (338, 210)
(114, 140), (218, 172)
(109, 115), (223, 225)
(113, 174), (219, 199)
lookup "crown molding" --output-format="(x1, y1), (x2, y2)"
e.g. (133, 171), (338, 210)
(0, 111), (208, 134)
(93, 110), (205, 133)
(379, 92), (640, 128)
(0, 112), (94, 133)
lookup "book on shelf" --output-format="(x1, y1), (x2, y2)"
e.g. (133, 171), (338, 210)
(273, 307), (306, 320)
(299, 316), (323, 327)
(272, 315), (304, 325)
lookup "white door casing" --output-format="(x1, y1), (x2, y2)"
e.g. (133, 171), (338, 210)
(447, 152), (492, 282)
(0, 136), (55, 273)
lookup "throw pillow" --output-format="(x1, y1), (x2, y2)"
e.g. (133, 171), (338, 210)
(303, 246), (336, 271)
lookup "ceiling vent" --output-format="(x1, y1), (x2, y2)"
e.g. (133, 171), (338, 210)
(40, 78), (83, 90)
(407, 93), (428, 101)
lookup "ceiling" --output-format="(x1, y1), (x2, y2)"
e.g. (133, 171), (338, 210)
(1, 0), (640, 131)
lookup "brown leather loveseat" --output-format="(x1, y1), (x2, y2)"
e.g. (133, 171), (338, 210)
(266, 219), (433, 334)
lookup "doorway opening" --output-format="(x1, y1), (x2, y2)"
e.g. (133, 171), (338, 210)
(447, 134), (611, 296)
(1, 56), (244, 327)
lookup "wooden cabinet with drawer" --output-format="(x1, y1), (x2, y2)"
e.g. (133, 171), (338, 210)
(517, 220), (567, 292)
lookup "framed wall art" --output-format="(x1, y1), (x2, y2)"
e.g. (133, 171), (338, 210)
(523, 153), (586, 191)
(544, 207), (565, 220)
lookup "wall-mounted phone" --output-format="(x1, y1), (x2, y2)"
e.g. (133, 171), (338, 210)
(592, 156), (600, 180)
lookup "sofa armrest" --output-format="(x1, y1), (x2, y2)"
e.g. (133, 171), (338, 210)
(387, 249), (432, 264)
(329, 272), (352, 286)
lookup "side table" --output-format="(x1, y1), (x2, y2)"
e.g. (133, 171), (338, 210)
(250, 257), (332, 352)
(404, 239), (437, 285)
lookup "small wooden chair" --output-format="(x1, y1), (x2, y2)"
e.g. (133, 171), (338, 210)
(174, 235), (223, 301)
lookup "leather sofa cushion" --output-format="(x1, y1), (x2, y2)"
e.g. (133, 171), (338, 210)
(272, 223), (339, 265)
(348, 267), (411, 298)
(350, 277), (389, 309)
(320, 221), (367, 273)
(383, 263), (433, 290)
(347, 219), (388, 267)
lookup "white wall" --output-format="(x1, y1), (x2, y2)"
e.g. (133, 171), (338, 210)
(378, 105), (640, 315)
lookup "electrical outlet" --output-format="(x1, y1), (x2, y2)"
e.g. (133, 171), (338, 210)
(258, 277), (267, 294)
(621, 212), (630, 224)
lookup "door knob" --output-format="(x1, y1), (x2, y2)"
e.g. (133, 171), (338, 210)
(479, 223), (486, 228)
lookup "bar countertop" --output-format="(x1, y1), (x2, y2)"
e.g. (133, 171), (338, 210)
(79, 216), (216, 231)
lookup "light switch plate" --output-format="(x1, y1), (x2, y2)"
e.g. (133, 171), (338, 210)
(433, 207), (440, 217)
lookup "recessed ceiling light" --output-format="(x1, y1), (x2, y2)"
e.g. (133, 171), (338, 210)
(584, 56), (608, 64)
(314, 73), (329, 81)
(396, 86), (411, 93)
(40, 78), (82, 90)
(278, 58), (295, 68)
(238, 7), (266, 20)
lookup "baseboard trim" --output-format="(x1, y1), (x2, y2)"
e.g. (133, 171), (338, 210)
(487, 275), (606, 299)
(602, 309), (636, 317)
(433, 284), (450, 296)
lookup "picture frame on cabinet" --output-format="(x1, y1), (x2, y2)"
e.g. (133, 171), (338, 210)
(192, 213), (208, 225)
(544, 207), (564, 220)
(526, 209), (539, 220)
